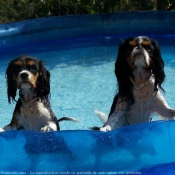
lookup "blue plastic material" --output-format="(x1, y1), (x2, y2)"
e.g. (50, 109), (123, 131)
(1, 11), (175, 53)
(0, 121), (175, 174)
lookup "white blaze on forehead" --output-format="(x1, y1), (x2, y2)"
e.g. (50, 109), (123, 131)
(138, 36), (143, 45)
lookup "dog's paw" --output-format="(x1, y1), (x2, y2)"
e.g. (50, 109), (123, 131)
(100, 125), (111, 132)
(0, 128), (5, 132)
(41, 126), (55, 132)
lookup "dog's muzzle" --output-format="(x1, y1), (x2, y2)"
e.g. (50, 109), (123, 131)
(132, 46), (145, 57)
(20, 71), (30, 80)
(131, 46), (150, 67)
(18, 70), (32, 89)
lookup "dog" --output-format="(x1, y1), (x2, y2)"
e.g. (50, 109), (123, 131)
(92, 36), (175, 131)
(0, 55), (77, 132)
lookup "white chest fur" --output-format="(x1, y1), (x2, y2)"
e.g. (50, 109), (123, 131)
(128, 81), (164, 124)
(18, 101), (52, 131)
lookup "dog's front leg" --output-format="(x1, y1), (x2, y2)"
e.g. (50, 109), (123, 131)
(100, 107), (127, 132)
(99, 99), (128, 132)
(153, 91), (175, 119)
(0, 123), (18, 132)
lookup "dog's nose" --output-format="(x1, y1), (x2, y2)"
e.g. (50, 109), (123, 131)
(20, 72), (29, 79)
(135, 46), (143, 50)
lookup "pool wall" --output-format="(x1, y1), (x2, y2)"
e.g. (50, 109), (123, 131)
(1, 121), (175, 174)
(0, 11), (175, 52)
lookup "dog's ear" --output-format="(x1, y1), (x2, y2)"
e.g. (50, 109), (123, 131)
(108, 94), (119, 117)
(114, 39), (134, 103)
(150, 39), (165, 92)
(115, 39), (132, 82)
(36, 61), (50, 101)
(6, 61), (17, 103)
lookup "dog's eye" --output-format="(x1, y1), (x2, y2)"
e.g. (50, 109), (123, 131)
(129, 46), (134, 49)
(125, 48), (133, 58)
(31, 65), (37, 71)
(143, 45), (152, 50)
(14, 66), (21, 74)
(143, 46), (153, 53)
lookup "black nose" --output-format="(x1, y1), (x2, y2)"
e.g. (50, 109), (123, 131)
(20, 72), (28, 79)
(135, 46), (143, 50)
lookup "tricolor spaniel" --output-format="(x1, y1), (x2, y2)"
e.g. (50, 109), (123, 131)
(93, 36), (175, 131)
(0, 55), (77, 132)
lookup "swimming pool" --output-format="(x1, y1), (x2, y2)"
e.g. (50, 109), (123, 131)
(1, 11), (175, 174)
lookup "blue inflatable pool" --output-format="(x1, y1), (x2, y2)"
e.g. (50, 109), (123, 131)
(1, 11), (175, 174)
(1, 121), (175, 174)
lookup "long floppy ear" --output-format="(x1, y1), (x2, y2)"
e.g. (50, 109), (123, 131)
(5, 61), (17, 103)
(115, 40), (133, 83)
(36, 61), (50, 101)
(150, 39), (165, 92)
(108, 94), (119, 117)
(114, 39), (134, 106)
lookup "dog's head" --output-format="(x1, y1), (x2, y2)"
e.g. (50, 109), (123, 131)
(115, 36), (165, 105)
(6, 55), (50, 103)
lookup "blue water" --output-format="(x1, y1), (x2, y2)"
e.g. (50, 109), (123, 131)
(1, 35), (175, 130)
(1, 12), (175, 173)
(0, 36), (118, 130)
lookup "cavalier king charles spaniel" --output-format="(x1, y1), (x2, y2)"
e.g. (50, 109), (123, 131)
(0, 55), (77, 132)
(93, 36), (175, 131)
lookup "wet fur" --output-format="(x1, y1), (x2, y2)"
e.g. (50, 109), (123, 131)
(93, 36), (175, 131)
(0, 55), (77, 132)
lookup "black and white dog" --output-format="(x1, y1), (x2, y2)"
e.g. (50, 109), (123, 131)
(93, 36), (175, 131)
(0, 55), (77, 132)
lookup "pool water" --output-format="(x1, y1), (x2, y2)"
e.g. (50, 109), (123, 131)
(0, 35), (175, 130)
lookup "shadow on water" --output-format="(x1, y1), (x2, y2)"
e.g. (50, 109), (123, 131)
(1, 36), (119, 70)
(1, 34), (175, 71)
